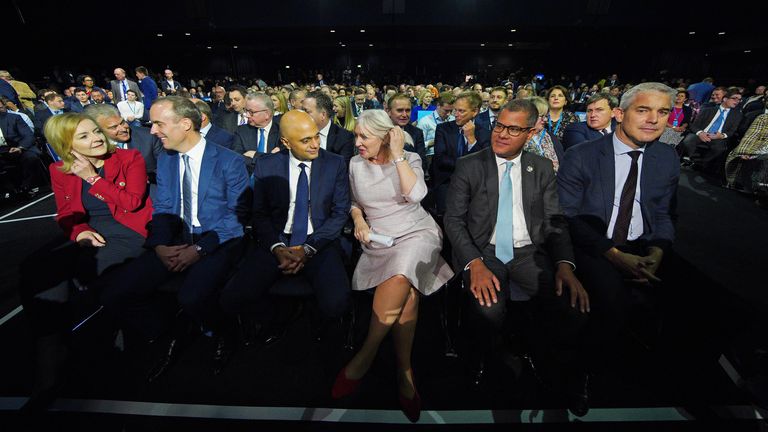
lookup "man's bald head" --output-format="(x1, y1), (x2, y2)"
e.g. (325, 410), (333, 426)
(280, 110), (320, 162)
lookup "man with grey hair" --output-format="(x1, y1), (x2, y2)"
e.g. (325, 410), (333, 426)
(110, 67), (143, 103)
(557, 82), (680, 415)
(0, 70), (35, 111)
(100, 96), (249, 379)
(288, 89), (306, 111)
(233, 92), (282, 171)
(84, 103), (162, 183)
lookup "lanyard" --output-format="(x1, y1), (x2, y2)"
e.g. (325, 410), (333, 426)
(532, 129), (547, 155)
(670, 107), (683, 126)
(547, 114), (563, 136)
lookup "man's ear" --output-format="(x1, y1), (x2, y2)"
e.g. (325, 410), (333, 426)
(280, 137), (290, 149)
(612, 108), (623, 122)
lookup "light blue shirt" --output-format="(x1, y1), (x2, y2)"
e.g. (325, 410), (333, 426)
(607, 133), (645, 241)
(416, 110), (455, 155)
(8, 110), (34, 132)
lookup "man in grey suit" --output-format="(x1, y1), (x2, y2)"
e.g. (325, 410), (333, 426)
(110, 68), (143, 104)
(444, 99), (590, 415)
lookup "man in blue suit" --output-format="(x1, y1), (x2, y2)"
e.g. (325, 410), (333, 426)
(135, 66), (159, 113)
(191, 98), (235, 150)
(0, 105), (47, 195)
(220, 110), (350, 342)
(101, 96), (249, 379)
(474, 86), (508, 132)
(431, 91), (491, 214)
(557, 83), (680, 412)
(561, 94), (618, 151)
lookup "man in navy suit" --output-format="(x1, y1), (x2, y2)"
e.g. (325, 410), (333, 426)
(135, 66), (159, 110)
(561, 94), (618, 151)
(33, 93), (68, 139)
(474, 87), (508, 132)
(431, 91), (491, 214)
(557, 83), (680, 410)
(386, 93), (426, 164)
(301, 91), (354, 164)
(0, 105), (46, 194)
(220, 110), (350, 340)
(232, 92), (282, 172)
(351, 88), (375, 118)
(191, 98), (235, 150)
(101, 96), (249, 378)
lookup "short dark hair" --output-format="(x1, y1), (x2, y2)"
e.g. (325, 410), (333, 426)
(227, 85), (248, 99)
(586, 93), (618, 109)
(456, 91), (482, 111)
(135, 66), (149, 75)
(546, 85), (571, 105)
(502, 99), (538, 128)
(125, 89), (138, 97)
(74, 87), (87, 95)
(724, 87), (742, 99)
(436, 91), (456, 106)
(305, 90), (334, 117)
(353, 88), (366, 96)
(44, 92), (62, 103)
(154, 96), (202, 131)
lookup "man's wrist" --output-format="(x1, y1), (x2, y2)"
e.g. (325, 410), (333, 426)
(270, 242), (287, 253)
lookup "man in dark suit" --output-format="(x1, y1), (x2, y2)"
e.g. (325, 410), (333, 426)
(562, 93), (618, 151)
(208, 85), (227, 118)
(100, 97), (249, 378)
(301, 91), (354, 164)
(557, 83), (681, 414)
(474, 87), (508, 132)
(431, 91), (491, 214)
(85, 104), (162, 183)
(110, 68), (143, 104)
(135, 66), (159, 109)
(191, 98), (235, 150)
(351, 88), (375, 118)
(214, 85), (248, 134)
(680, 87), (744, 176)
(444, 99), (588, 414)
(232, 92), (282, 172)
(33, 93), (68, 139)
(0, 104), (46, 195)
(160, 69), (182, 96)
(220, 110), (350, 340)
(386, 93), (426, 163)
(736, 98), (768, 140)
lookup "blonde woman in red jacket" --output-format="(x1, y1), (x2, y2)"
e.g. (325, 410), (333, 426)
(18, 113), (152, 408)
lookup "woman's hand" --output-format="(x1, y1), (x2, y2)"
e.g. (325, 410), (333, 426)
(388, 127), (405, 158)
(354, 220), (371, 244)
(70, 151), (98, 181)
(76, 230), (106, 247)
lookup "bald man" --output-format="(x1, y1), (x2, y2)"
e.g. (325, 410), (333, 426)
(221, 110), (351, 345)
(110, 67), (143, 103)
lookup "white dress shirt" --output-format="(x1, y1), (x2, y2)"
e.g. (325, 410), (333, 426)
(199, 123), (212, 137)
(282, 151), (315, 236)
(490, 153), (533, 248)
(259, 119), (274, 150)
(318, 120), (331, 150)
(607, 133), (645, 241)
(700, 106), (731, 135)
(0, 125), (6, 147)
(178, 138), (207, 228)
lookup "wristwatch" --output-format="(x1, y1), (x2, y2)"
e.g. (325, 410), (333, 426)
(194, 244), (206, 256)
(392, 154), (407, 164)
(302, 244), (316, 258)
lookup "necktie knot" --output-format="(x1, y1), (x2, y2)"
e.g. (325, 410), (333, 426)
(627, 151), (641, 162)
(298, 162), (307, 171)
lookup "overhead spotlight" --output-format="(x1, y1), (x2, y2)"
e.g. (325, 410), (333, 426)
(233, 45), (238, 48)
(206, 46), (212, 49)
(487, 64), (493, 67)
(185, 32), (191, 36)
(360, 29), (366, 33)
(341, 44), (346, 47)
(508, 43), (513, 47)
(688, 31), (696, 35)
(156, 33), (163, 37)
(330, 29), (336, 33)
(718, 32), (726, 35)
(480, 43), (485, 47)
(285, 65), (290, 68)
(357, 65), (362, 68)
(369, 44), (374, 47)
(510, 29), (517, 32)
(744, 50), (752, 53)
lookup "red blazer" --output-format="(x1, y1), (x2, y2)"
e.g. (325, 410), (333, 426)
(50, 148), (154, 241)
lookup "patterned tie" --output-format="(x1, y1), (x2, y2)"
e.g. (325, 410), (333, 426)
(258, 128), (266, 153)
(611, 151), (642, 245)
(181, 154), (194, 244)
(239, 113), (247, 126)
(290, 163), (309, 246)
(121, 81), (127, 100)
(707, 108), (725, 134)
(600, 128), (609, 135)
(495, 161), (515, 263)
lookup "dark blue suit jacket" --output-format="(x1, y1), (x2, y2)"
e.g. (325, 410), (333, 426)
(206, 124), (236, 150)
(557, 134), (680, 255)
(251, 149), (350, 253)
(147, 139), (249, 254)
(0, 112), (35, 151)
(474, 110), (493, 131)
(138, 76), (159, 107)
(561, 119), (618, 151)
(0, 79), (20, 107)
(431, 120), (491, 187)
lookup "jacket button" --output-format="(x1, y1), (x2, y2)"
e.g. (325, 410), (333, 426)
(118, 181), (126, 187)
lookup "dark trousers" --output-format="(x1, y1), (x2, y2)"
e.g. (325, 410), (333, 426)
(681, 133), (729, 176)
(464, 244), (588, 368)
(573, 241), (660, 371)
(220, 241), (350, 321)
(1, 148), (46, 189)
(100, 238), (244, 340)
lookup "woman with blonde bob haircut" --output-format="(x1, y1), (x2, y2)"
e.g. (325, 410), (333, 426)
(331, 110), (453, 422)
(333, 95), (356, 132)
(19, 113), (153, 406)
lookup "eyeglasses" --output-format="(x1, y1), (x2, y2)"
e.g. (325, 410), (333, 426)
(492, 121), (533, 137)
(245, 109), (268, 116)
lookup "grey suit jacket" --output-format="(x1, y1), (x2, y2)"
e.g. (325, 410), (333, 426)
(444, 147), (574, 270)
(110, 79), (143, 103)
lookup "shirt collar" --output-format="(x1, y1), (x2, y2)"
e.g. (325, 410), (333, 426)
(612, 132), (645, 155)
(181, 137), (207, 160)
(319, 120), (331, 137)
(200, 123), (212, 136)
(289, 149), (313, 170)
(494, 151), (523, 167)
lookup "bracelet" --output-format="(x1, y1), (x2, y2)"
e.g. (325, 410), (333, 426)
(86, 175), (101, 185)
(392, 154), (406, 164)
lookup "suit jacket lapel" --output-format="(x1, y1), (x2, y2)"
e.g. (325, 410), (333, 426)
(520, 152), (534, 235)
(483, 149), (499, 226)
(639, 143), (657, 232)
(598, 137), (615, 223)
(168, 152), (181, 215)
(198, 143), (216, 206)
(326, 124), (336, 153)
(309, 151), (323, 222)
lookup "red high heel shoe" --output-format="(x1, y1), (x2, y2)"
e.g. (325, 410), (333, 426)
(331, 367), (362, 399)
(399, 389), (421, 423)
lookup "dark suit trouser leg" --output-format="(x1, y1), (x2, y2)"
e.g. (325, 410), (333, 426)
(16, 150), (46, 189)
(680, 134), (700, 159)
(219, 245), (282, 321)
(301, 242), (350, 319)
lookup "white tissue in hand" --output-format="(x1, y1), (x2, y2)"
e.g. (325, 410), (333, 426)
(368, 233), (394, 247)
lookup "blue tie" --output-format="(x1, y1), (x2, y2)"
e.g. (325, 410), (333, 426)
(121, 81), (127, 99)
(707, 108), (725, 134)
(495, 161), (515, 264)
(182, 154), (194, 244)
(258, 128), (266, 153)
(290, 163), (309, 246)
(457, 130), (467, 156)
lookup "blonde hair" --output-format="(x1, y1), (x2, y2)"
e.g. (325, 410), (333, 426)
(356, 109), (413, 162)
(44, 113), (115, 173)
(333, 96), (356, 132)
(270, 92), (289, 114)
(417, 89), (434, 107)
(526, 96), (549, 116)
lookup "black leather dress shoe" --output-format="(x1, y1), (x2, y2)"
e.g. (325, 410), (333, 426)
(567, 372), (591, 417)
(212, 336), (234, 376)
(469, 360), (485, 389)
(147, 338), (182, 383)
(256, 325), (286, 347)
